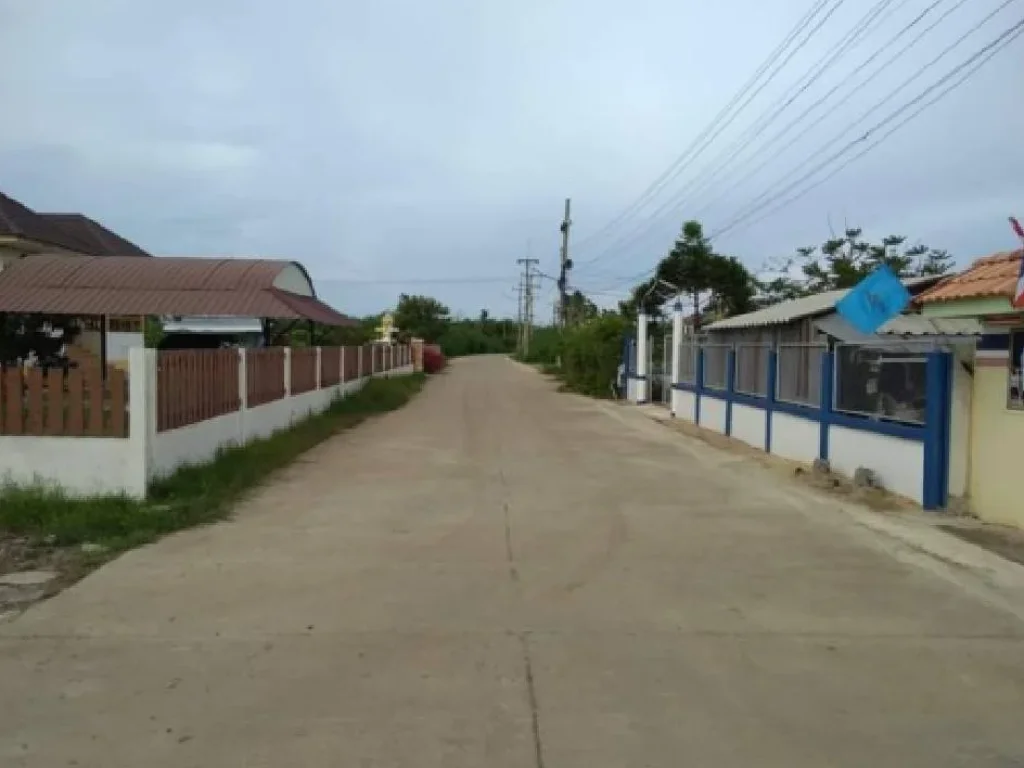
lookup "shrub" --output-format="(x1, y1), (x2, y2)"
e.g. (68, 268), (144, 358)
(423, 346), (446, 374)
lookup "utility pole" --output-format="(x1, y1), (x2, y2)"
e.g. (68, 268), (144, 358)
(516, 257), (539, 357)
(558, 198), (572, 327)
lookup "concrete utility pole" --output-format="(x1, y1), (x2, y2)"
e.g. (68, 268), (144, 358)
(516, 257), (540, 357)
(558, 198), (572, 327)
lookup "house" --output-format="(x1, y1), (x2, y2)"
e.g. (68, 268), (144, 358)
(1, 190), (150, 365)
(915, 249), (1024, 527)
(700, 276), (979, 503)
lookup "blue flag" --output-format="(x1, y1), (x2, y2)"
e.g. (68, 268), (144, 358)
(835, 266), (911, 335)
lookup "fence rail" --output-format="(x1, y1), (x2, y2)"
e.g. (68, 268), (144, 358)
(0, 364), (128, 438)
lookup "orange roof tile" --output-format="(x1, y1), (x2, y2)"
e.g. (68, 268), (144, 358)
(915, 249), (1022, 304)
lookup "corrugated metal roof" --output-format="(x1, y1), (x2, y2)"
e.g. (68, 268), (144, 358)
(0, 254), (356, 326)
(706, 275), (945, 331)
(915, 250), (1022, 304)
(706, 289), (849, 330)
(814, 312), (982, 342)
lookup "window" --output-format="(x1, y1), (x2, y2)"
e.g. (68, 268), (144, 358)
(1009, 329), (1024, 410)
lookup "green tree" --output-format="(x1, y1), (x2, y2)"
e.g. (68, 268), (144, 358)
(759, 228), (955, 304)
(564, 290), (598, 325)
(627, 220), (754, 325)
(394, 294), (450, 342)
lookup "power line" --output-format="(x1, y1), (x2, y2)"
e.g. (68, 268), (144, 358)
(689, 0), (969, 221)
(709, 2), (1021, 237)
(570, 0), (834, 257)
(642, 0), (907, 228)
(573, 0), (933, 274)
(710, 16), (1024, 240)
(318, 276), (513, 285)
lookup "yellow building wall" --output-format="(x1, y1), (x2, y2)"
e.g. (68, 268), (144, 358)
(969, 365), (1024, 527)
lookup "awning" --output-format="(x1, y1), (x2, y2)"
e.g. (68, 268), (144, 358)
(0, 254), (357, 326)
(813, 312), (983, 349)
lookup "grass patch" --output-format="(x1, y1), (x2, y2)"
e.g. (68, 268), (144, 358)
(0, 374), (425, 555)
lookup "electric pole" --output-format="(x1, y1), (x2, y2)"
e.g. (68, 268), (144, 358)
(516, 257), (539, 357)
(558, 198), (572, 327)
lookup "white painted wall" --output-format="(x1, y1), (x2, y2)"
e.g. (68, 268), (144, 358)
(770, 412), (820, 464)
(672, 389), (696, 422)
(151, 411), (242, 479)
(828, 426), (924, 504)
(731, 403), (765, 449)
(0, 437), (142, 496)
(700, 396), (727, 434)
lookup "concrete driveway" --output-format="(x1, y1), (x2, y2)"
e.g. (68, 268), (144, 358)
(3, 355), (1024, 767)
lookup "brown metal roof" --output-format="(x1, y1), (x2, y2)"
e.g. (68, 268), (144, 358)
(0, 254), (356, 325)
(915, 250), (1023, 304)
(38, 213), (151, 257)
(0, 191), (88, 253)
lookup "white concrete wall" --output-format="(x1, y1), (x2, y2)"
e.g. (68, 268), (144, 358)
(672, 389), (696, 422)
(828, 426), (924, 504)
(770, 411), (820, 464)
(700, 396), (727, 434)
(151, 411), (242, 479)
(731, 403), (765, 449)
(0, 437), (142, 496)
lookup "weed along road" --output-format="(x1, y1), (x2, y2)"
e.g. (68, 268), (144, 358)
(3, 356), (1024, 766)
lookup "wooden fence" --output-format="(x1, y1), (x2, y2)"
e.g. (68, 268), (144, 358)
(157, 350), (240, 433)
(321, 347), (341, 387)
(0, 364), (128, 438)
(247, 348), (286, 407)
(290, 348), (318, 394)
(343, 346), (360, 382)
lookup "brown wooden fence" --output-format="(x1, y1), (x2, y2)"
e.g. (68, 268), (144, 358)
(0, 364), (128, 438)
(157, 350), (240, 433)
(247, 348), (286, 407)
(343, 346), (360, 382)
(290, 348), (318, 394)
(320, 347), (341, 387)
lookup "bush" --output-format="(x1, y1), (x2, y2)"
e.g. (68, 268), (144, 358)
(423, 346), (446, 374)
(559, 315), (629, 397)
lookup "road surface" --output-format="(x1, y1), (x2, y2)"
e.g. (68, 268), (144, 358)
(3, 356), (1024, 767)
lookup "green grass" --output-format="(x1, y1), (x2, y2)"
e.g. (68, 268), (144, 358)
(0, 374), (426, 555)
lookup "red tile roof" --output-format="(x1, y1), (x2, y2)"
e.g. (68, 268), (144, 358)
(915, 250), (1023, 304)
(0, 254), (356, 326)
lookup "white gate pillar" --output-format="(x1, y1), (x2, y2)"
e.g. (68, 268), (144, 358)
(636, 313), (649, 404)
(670, 301), (684, 414)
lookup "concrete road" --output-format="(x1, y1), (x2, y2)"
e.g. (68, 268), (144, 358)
(3, 356), (1024, 767)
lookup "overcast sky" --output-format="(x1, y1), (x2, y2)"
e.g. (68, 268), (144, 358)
(1, 0), (1022, 318)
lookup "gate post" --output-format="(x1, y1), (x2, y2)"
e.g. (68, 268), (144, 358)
(635, 313), (649, 404)
(670, 301), (684, 415)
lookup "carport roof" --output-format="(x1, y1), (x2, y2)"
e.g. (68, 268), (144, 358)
(0, 254), (356, 326)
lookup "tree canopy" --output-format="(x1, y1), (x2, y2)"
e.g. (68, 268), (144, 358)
(624, 220), (755, 325)
(758, 227), (954, 305)
(394, 294), (450, 342)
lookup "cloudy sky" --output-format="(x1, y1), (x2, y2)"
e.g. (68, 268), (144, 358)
(1, 0), (1022, 318)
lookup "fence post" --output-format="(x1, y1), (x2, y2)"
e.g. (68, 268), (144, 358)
(283, 348), (292, 398)
(818, 350), (834, 462)
(315, 347), (322, 390)
(238, 348), (248, 443)
(695, 347), (704, 426)
(725, 348), (736, 437)
(127, 347), (155, 498)
(358, 345), (364, 381)
(765, 349), (778, 453)
(922, 351), (951, 510)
